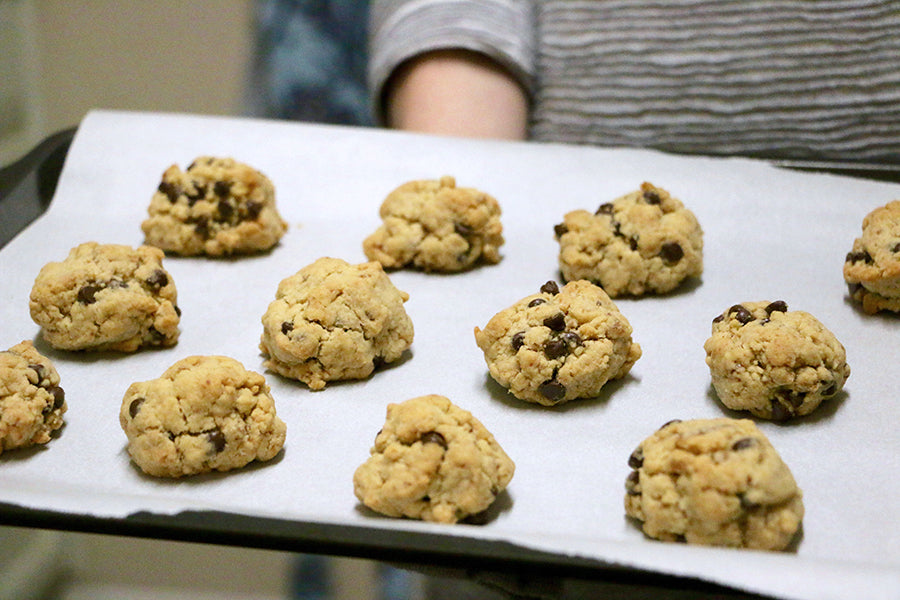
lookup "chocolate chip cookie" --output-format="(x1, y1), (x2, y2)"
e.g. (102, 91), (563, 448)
(0, 341), (66, 455)
(141, 156), (287, 256)
(704, 301), (850, 421)
(363, 175), (504, 272)
(554, 182), (703, 297)
(119, 355), (286, 478)
(259, 257), (414, 390)
(624, 418), (804, 551)
(474, 280), (641, 406)
(843, 199), (900, 314)
(29, 242), (180, 352)
(353, 394), (515, 524)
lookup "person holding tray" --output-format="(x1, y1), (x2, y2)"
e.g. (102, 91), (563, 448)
(369, 0), (900, 164)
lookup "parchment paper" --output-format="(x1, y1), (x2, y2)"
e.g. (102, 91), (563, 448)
(1, 110), (898, 599)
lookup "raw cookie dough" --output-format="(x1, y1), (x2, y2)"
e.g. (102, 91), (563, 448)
(141, 156), (287, 256)
(0, 341), (66, 455)
(474, 280), (641, 406)
(259, 257), (414, 390)
(843, 199), (900, 314)
(119, 355), (286, 478)
(624, 418), (804, 551)
(353, 394), (515, 524)
(29, 242), (180, 352)
(704, 301), (850, 421)
(554, 182), (703, 297)
(363, 175), (504, 272)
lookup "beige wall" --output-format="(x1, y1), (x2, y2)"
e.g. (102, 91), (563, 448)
(1, 0), (255, 165)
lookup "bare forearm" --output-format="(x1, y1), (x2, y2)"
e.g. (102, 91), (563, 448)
(384, 49), (529, 140)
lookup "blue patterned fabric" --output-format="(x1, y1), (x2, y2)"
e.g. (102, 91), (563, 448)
(252, 0), (372, 126)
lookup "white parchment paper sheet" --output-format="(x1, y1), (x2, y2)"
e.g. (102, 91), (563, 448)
(1, 111), (898, 599)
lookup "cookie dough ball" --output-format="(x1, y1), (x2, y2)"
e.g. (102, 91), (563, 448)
(259, 257), (414, 390)
(142, 156), (287, 256)
(363, 175), (504, 272)
(29, 242), (180, 352)
(624, 418), (804, 551)
(0, 341), (66, 455)
(119, 355), (286, 478)
(554, 182), (703, 297)
(704, 301), (850, 421)
(843, 199), (900, 314)
(353, 394), (515, 524)
(474, 280), (641, 406)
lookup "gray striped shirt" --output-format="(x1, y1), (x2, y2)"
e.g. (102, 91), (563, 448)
(369, 0), (900, 162)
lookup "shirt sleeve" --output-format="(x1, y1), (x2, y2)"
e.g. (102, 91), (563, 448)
(368, 0), (536, 124)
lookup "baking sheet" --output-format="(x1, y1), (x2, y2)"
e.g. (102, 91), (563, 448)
(1, 110), (898, 599)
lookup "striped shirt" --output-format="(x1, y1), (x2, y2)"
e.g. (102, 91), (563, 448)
(369, 0), (900, 163)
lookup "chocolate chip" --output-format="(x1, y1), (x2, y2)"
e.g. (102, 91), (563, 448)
(659, 242), (683, 265)
(186, 183), (206, 204)
(77, 284), (102, 304)
(511, 331), (525, 351)
(782, 389), (806, 408)
(728, 304), (754, 324)
(129, 398), (144, 419)
(713, 313), (724, 323)
(642, 189), (662, 204)
(773, 388), (806, 413)
(629, 236), (639, 251)
(628, 446), (644, 468)
(208, 429), (227, 453)
(528, 298), (546, 307)
(540, 281), (560, 295)
(611, 220), (623, 237)
(28, 363), (45, 383)
(454, 222), (474, 237)
(217, 198), (234, 221)
(49, 386), (65, 411)
(543, 338), (569, 359)
(765, 300), (788, 314)
(732, 438), (756, 451)
(145, 269), (168, 290)
(554, 223), (568, 238)
(281, 321), (293, 335)
(892, 242), (900, 253)
(419, 431), (448, 449)
(174, 305), (182, 317)
(213, 180), (232, 197)
(543, 312), (566, 331)
(658, 419), (682, 430)
(245, 201), (262, 220)
(845, 250), (874, 264)
(158, 181), (181, 202)
(192, 215), (210, 238)
(595, 203), (614, 215)
(561, 331), (583, 347)
(625, 470), (641, 495)
(770, 399), (792, 421)
(538, 379), (566, 402)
